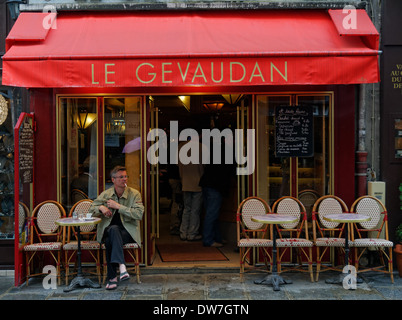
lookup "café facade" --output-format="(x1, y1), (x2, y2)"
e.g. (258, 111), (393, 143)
(2, 7), (381, 284)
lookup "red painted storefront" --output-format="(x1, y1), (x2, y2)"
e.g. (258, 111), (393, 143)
(2, 9), (379, 285)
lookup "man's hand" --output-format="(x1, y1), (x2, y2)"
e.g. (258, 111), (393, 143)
(99, 205), (113, 218)
(106, 199), (121, 210)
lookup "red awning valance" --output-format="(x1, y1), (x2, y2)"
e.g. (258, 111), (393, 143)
(2, 10), (380, 88)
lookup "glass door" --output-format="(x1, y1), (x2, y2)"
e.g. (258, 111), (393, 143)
(58, 97), (98, 209)
(237, 95), (252, 204)
(146, 96), (159, 264)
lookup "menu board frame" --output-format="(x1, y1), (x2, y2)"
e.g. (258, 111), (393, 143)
(275, 105), (314, 158)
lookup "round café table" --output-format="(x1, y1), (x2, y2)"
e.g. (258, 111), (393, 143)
(56, 217), (102, 292)
(251, 214), (298, 291)
(322, 213), (370, 287)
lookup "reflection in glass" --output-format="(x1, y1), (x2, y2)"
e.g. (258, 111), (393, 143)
(297, 96), (330, 196)
(60, 98), (98, 208)
(104, 97), (142, 192)
(0, 102), (16, 240)
(395, 119), (402, 159)
(257, 95), (291, 205)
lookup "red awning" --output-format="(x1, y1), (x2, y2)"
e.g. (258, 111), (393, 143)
(2, 10), (380, 88)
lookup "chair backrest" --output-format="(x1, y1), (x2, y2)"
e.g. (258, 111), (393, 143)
(71, 189), (88, 204)
(313, 195), (349, 229)
(236, 197), (271, 243)
(18, 202), (29, 234)
(351, 196), (388, 237)
(30, 200), (66, 243)
(298, 189), (320, 222)
(69, 199), (95, 233)
(272, 196), (305, 230)
(237, 197), (271, 230)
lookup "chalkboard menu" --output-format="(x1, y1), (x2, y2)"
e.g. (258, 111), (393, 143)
(275, 105), (313, 157)
(19, 117), (34, 184)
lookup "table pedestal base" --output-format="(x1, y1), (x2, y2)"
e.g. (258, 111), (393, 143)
(254, 274), (293, 291)
(64, 275), (101, 292)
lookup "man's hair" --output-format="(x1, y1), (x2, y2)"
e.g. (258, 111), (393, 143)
(110, 166), (127, 179)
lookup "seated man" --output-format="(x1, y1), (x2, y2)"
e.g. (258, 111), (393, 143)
(89, 166), (144, 290)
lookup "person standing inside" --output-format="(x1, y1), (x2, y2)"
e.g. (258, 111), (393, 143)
(178, 134), (205, 241)
(167, 163), (183, 235)
(200, 135), (234, 247)
(89, 166), (144, 290)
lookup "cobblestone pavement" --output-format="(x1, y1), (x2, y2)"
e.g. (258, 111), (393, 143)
(0, 269), (400, 317)
(0, 269), (401, 301)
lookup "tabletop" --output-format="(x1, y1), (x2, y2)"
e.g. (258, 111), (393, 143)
(251, 214), (298, 225)
(55, 217), (101, 227)
(323, 213), (370, 223)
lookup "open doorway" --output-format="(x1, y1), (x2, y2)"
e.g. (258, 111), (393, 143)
(151, 95), (241, 268)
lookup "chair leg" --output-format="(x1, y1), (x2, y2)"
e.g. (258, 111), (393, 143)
(102, 249), (107, 284)
(96, 250), (101, 284)
(315, 247), (321, 282)
(25, 252), (30, 286)
(354, 247), (359, 274)
(262, 248), (270, 272)
(239, 247), (244, 274)
(388, 248), (394, 283)
(308, 248), (314, 282)
(64, 251), (69, 286)
(277, 248), (282, 275)
(57, 251), (61, 286)
(135, 249), (140, 284)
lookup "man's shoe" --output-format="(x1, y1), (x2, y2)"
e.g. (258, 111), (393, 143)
(170, 229), (180, 236)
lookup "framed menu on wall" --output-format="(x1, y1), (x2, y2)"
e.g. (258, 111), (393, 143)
(275, 105), (314, 157)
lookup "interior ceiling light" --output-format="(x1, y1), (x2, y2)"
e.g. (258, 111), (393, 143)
(77, 108), (96, 129)
(203, 102), (225, 112)
(222, 94), (244, 106)
(178, 96), (190, 112)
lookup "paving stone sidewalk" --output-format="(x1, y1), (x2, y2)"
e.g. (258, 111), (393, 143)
(0, 270), (401, 301)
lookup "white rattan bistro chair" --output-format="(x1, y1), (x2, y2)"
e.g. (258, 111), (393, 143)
(272, 196), (314, 282)
(312, 195), (350, 281)
(23, 200), (66, 285)
(63, 199), (101, 285)
(236, 196), (273, 274)
(350, 196), (394, 283)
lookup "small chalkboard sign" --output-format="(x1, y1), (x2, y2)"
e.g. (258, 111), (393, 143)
(275, 105), (313, 157)
(19, 116), (34, 184)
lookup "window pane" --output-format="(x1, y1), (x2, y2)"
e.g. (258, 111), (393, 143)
(395, 119), (402, 158)
(257, 94), (332, 210)
(104, 97), (142, 192)
(297, 95), (330, 196)
(60, 97), (98, 208)
(257, 95), (291, 205)
(0, 97), (15, 240)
